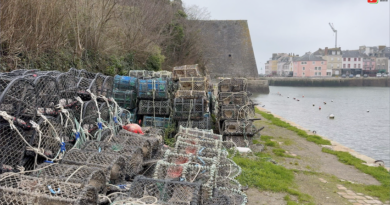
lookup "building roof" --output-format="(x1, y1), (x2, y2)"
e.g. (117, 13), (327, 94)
(297, 53), (324, 61)
(342, 50), (366, 58)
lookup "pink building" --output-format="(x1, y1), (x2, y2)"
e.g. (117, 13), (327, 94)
(293, 53), (327, 77)
(363, 57), (376, 70)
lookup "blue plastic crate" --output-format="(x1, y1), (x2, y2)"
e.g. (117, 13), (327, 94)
(114, 75), (138, 91)
(113, 89), (137, 109)
(137, 79), (169, 100)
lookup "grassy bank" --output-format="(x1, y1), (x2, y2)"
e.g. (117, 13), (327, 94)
(255, 107), (390, 202)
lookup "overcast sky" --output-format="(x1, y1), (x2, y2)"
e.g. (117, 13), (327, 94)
(182, 0), (389, 74)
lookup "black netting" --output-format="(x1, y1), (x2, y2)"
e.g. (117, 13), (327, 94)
(76, 77), (97, 101)
(33, 76), (61, 118)
(56, 73), (78, 108)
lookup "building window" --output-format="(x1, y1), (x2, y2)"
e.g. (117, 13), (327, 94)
(348, 64), (350, 68)
(303, 72), (305, 76)
(318, 72), (321, 76)
(332, 51), (335, 55)
(327, 72), (331, 76)
(313, 61), (315, 64)
(358, 64), (361, 68)
(343, 64), (345, 68)
(331, 64), (333, 68)
(314, 67), (317, 70)
(321, 61), (324, 64)
(343, 58), (346, 61)
(318, 67), (321, 70)
(348, 58), (350, 61)
(295, 72), (297, 75)
(354, 64), (356, 68)
(358, 58), (360, 61)
(303, 67), (305, 70)
(354, 58), (356, 61)
(337, 64), (340, 68)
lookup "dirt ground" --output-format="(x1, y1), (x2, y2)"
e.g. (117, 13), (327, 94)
(245, 109), (385, 205)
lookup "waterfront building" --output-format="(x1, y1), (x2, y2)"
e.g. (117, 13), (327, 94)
(363, 56), (376, 71)
(293, 52), (327, 77)
(375, 46), (389, 72)
(341, 50), (365, 75)
(264, 61), (270, 75)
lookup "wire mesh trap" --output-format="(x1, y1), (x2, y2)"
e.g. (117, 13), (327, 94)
(142, 116), (173, 130)
(175, 90), (207, 99)
(174, 141), (221, 160)
(30, 163), (107, 194)
(219, 105), (250, 120)
(178, 77), (208, 91)
(173, 97), (208, 120)
(61, 149), (126, 183)
(82, 140), (144, 179)
(172, 64), (201, 80)
(218, 78), (247, 92)
(163, 150), (216, 167)
(76, 77), (97, 101)
(106, 131), (152, 160)
(116, 129), (162, 159)
(222, 120), (259, 136)
(137, 79), (169, 100)
(218, 92), (249, 106)
(114, 75), (138, 91)
(0, 77), (36, 121)
(113, 89), (137, 110)
(33, 76), (61, 117)
(78, 69), (97, 79)
(215, 187), (247, 205)
(152, 70), (172, 80)
(176, 136), (222, 150)
(177, 126), (222, 141)
(129, 70), (151, 79)
(138, 100), (171, 116)
(97, 74), (114, 98)
(0, 173), (98, 205)
(177, 115), (211, 130)
(56, 73), (78, 108)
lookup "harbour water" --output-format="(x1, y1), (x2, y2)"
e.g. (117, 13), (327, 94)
(252, 86), (390, 166)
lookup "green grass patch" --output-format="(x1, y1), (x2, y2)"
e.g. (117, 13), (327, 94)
(233, 153), (314, 204)
(272, 148), (292, 158)
(261, 135), (273, 141)
(322, 148), (390, 201)
(252, 139), (261, 145)
(255, 108), (331, 145)
(265, 141), (278, 147)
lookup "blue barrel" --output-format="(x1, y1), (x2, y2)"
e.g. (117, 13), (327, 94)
(114, 75), (138, 91)
(137, 79), (168, 100)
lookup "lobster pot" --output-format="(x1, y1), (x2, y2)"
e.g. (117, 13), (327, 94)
(117, 129), (162, 159)
(33, 76), (60, 117)
(129, 70), (150, 79)
(99, 102), (112, 123)
(107, 132), (153, 160)
(56, 73), (78, 108)
(126, 176), (201, 205)
(218, 92), (249, 106)
(178, 77), (207, 91)
(138, 100), (171, 116)
(222, 120), (257, 136)
(76, 77), (97, 101)
(163, 150), (216, 167)
(175, 90), (207, 99)
(224, 136), (253, 147)
(215, 176), (242, 191)
(82, 141), (144, 179)
(176, 136), (221, 150)
(0, 174), (98, 205)
(172, 64), (201, 80)
(137, 79), (169, 100)
(173, 97), (208, 120)
(218, 78), (247, 92)
(114, 75), (137, 91)
(82, 100), (99, 120)
(175, 141), (221, 160)
(177, 114), (211, 130)
(31, 163), (107, 194)
(10, 69), (27, 75)
(215, 187), (247, 205)
(219, 105), (247, 120)
(62, 149), (126, 183)
(113, 89), (137, 110)
(81, 115), (98, 137)
(68, 67), (81, 77)
(0, 77), (36, 122)
(218, 157), (241, 179)
(142, 116), (172, 129)
(178, 126), (222, 141)
(99, 75), (114, 98)
(0, 123), (30, 172)
(152, 70), (172, 80)
(118, 108), (137, 124)
(78, 69), (97, 79)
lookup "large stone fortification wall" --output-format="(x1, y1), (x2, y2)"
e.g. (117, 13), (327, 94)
(199, 20), (258, 78)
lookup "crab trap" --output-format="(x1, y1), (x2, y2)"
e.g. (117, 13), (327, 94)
(218, 92), (249, 106)
(172, 64), (201, 80)
(173, 97), (208, 120)
(215, 176), (242, 191)
(129, 70), (151, 79)
(176, 136), (222, 150)
(0, 173), (98, 205)
(219, 105), (250, 120)
(118, 108), (137, 124)
(223, 136), (253, 147)
(82, 141), (144, 179)
(78, 69), (97, 79)
(138, 100), (171, 116)
(56, 73), (78, 108)
(218, 78), (247, 92)
(163, 150), (216, 167)
(152, 70), (172, 80)
(174, 140), (222, 160)
(137, 79), (169, 100)
(61, 149), (126, 183)
(123, 175), (201, 205)
(177, 126), (222, 141)
(142, 116), (173, 129)
(222, 120), (260, 136)
(116, 129), (162, 159)
(217, 157), (241, 179)
(175, 90), (207, 99)
(30, 163), (107, 194)
(113, 89), (137, 110)
(178, 77), (208, 91)
(215, 187), (247, 205)
(32, 76), (61, 117)
(0, 77), (36, 121)
(177, 113), (211, 130)
(95, 74), (113, 98)
(0, 123), (31, 173)
(114, 75), (138, 91)
(76, 77), (97, 101)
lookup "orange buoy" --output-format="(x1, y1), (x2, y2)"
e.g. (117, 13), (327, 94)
(319, 106), (321, 110)
(123, 123), (144, 134)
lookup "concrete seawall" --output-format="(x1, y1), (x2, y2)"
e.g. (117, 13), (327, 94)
(247, 80), (270, 94)
(262, 77), (390, 87)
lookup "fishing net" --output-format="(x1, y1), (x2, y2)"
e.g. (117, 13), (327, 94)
(76, 77), (97, 101)
(82, 140), (144, 179)
(138, 100), (171, 116)
(56, 73), (78, 108)
(137, 79), (169, 100)
(106, 132), (152, 160)
(178, 77), (208, 91)
(33, 76), (61, 117)
(218, 157), (241, 179)
(0, 77), (36, 122)
(30, 163), (107, 194)
(214, 187), (247, 205)
(218, 92), (249, 106)
(78, 69), (97, 79)
(172, 64), (201, 80)
(173, 97), (208, 120)
(101, 75), (114, 98)
(0, 173), (98, 205)
(176, 136), (222, 150)
(215, 176), (241, 191)
(99, 101), (112, 123)
(175, 90), (207, 99)
(61, 149), (126, 183)
(68, 68), (80, 77)
(218, 78), (247, 92)
(119, 108), (137, 124)
(142, 116), (172, 130)
(114, 75), (138, 91)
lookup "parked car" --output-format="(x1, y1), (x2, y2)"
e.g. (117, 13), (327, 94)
(341, 74), (346, 78)
(356, 74), (361, 78)
(363, 74), (368, 78)
(349, 74), (354, 78)
(376, 73), (382, 77)
(383, 74), (388, 77)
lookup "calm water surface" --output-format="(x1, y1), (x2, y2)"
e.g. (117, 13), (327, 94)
(252, 86), (390, 165)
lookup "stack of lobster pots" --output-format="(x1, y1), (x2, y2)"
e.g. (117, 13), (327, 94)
(172, 64), (212, 130)
(217, 78), (262, 147)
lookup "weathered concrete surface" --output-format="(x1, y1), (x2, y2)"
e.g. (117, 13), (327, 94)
(199, 20), (258, 78)
(247, 80), (270, 94)
(263, 77), (390, 87)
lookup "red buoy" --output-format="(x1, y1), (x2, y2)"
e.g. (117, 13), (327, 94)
(123, 123), (144, 134)
(319, 106), (321, 110)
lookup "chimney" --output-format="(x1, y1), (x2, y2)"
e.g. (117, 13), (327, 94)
(325, 47), (328, 55)
(272, 53), (277, 60)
